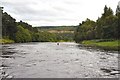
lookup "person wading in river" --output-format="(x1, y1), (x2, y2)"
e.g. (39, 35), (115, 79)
(57, 43), (59, 45)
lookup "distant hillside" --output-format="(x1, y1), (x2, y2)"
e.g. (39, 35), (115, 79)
(34, 26), (77, 33)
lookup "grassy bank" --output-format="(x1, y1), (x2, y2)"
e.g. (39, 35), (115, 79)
(0, 39), (14, 44)
(81, 39), (120, 51)
(0, 39), (73, 44)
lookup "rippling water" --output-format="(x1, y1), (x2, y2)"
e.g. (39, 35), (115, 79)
(0, 42), (119, 78)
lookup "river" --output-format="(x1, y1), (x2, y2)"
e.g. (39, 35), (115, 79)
(0, 42), (119, 78)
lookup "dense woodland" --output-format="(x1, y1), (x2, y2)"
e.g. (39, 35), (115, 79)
(74, 5), (120, 42)
(1, 5), (120, 43)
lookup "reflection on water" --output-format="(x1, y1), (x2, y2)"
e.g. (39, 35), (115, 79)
(0, 42), (119, 78)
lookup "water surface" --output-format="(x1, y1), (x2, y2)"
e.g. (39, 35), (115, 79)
(0, 42), (119, 78)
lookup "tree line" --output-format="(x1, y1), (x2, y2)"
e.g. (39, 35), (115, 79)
(74, 5), (120, 42)
(1, 4), (120, 43)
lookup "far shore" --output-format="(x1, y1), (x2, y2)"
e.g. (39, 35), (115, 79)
(0, 39), (74, 44)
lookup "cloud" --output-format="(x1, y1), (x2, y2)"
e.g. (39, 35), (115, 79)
(1, 0), (119, 26)
(118, 1), (120, 7)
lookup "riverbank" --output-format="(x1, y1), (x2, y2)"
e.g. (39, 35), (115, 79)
(81, 40), (119, 51)
(0, 39), (74, 44)
(0, 39), (14, 44)
(1, 39), (119, 51)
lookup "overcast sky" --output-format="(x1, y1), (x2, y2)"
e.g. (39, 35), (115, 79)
(1, 0), (120, 26)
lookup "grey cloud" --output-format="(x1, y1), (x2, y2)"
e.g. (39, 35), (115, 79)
(1, 0), (76, 26)
(52, 6), (71, 13)
(2, 0), (117, 26)
(118, 1), (120, 7)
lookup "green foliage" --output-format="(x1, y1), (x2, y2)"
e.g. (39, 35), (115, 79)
(75, 18), (96, 42)
(116, 5), (120, 39)
(17, 21), (35, 32)
(102, 5), (113, 18)
(55, 33), (74, 42)
(82, 40), (119, 51)
(2, 12), (17, 40)
(96, 15), (118, 39)
(75, 5), (119, 43)
(36, 26), (76, 32)
(32, 32), (57, 42)
(15, 25), (32, 42)
(0, 39), (14, 44)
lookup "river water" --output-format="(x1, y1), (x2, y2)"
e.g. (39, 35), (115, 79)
(0, 42), (119, 78)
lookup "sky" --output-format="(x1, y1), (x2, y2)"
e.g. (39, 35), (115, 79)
(1, 0), (120, 27)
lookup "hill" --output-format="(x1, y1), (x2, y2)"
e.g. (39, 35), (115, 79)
(34, 26), (77, 33)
